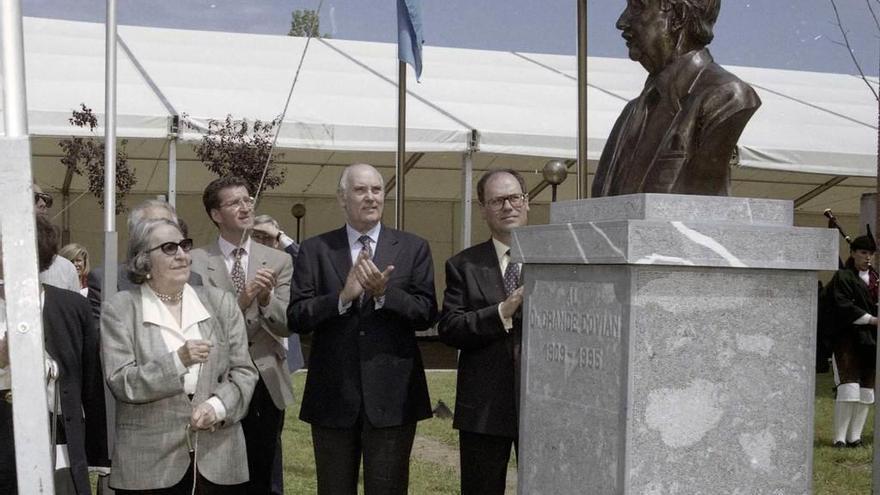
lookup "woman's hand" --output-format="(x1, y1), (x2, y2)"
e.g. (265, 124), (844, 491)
(177, 339), (212, 367)
(190, 401), (217, 431)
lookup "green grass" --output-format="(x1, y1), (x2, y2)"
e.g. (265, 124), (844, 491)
(813, 371), (874, 495)
(89, 370), (875, 494)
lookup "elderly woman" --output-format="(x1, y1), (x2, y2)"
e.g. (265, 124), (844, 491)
(101, 218), (257, 494)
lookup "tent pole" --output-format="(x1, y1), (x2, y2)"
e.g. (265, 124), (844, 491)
(1, 2), (56, 491)
(102, 0), (118, 302)
(168, 136), (177, 207)
(460, 150), (473, 251)
(576, 0), (589, 199)
(396, 61), (407, 231)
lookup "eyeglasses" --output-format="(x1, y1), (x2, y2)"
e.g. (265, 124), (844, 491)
(483, 193), (528, 211)
(34, 192), (54, 208)
(250, 230), (277, 244)
(220, 197), (255, 210)
(147, 238), (194, 256)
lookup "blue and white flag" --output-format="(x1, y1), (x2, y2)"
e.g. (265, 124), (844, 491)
(397, 0), (424, 81)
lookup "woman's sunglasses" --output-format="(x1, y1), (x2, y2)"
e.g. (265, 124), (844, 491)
(147, 238), (194, 256)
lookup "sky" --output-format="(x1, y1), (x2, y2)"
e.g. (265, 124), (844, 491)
(20, 0), (880, 77)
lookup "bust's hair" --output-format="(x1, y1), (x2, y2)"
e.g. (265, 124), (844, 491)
(126, 218), (183, 285)
(665, 0), (721, 46)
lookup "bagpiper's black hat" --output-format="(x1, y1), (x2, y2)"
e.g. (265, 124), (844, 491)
(851, 224), (877, 252)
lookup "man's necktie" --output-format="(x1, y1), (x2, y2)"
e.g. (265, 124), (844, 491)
(358, 235), (373, 260)
(231, 248), (246, 294)
(503, 249), (520, 297)
(358, 236), (372, 305)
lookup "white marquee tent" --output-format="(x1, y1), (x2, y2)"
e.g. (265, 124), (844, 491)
(1, 16), (877, 218)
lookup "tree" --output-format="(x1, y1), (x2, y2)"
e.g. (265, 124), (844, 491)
(184, 114), (286, 195)
(57, 104), (136, 214)
(288, 9), (327, 38)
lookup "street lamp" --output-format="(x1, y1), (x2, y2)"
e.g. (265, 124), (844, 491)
(543, 160), (568, 202)
(291, 203), (306, 243)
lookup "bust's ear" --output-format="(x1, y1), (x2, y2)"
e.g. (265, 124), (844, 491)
(668, 2), (689, 34)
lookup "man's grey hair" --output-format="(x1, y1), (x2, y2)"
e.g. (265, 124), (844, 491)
(337, 163), (385, 195)
(126, 218), (182, 285)
(128, 199), (178, 233)
(253, 214), (279, 228)
(664, 0), (720, 46)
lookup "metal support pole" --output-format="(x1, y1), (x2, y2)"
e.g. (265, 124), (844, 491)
(168, 136), (177, 208)
(872, 66), (880, 494)
(460, 151), (473, 250)
(1, 1), (56, 491)
(102, 0), (119, 302)
(576, 0), (589, 198)
(395, 61), (407, 230)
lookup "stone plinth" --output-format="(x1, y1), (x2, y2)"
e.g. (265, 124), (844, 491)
(512, 194), (837, 495)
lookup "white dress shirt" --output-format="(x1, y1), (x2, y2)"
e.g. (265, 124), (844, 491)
(218, 236), (252, 276)
(141, 284), (226, 420)
(492, 237), (519, 331)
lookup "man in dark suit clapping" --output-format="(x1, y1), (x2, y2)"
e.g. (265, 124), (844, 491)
(288, 163), (436, 495)
(438, 169), (528, 495)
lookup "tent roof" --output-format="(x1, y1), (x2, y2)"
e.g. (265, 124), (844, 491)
(4, 17), (879, 215)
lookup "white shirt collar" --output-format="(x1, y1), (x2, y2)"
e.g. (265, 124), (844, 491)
(142, 284), (211, 330)
(218, 235), (252, 260)
(346, 223), (381, 247)
(491, 237), (511, 264)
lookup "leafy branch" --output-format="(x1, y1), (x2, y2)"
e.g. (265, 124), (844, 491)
(57, 104), (136, 214)
(183, 114), (287, 194)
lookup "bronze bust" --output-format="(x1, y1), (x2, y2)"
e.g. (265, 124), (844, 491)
(592, 0), (761, 197)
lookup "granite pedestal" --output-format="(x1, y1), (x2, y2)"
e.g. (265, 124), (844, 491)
(512, 194), (838, 495)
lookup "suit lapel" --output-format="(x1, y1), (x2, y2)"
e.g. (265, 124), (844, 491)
(474, 240), (506, 305)
(372, 225), (400, 273)
(328, 226), (353, 286)
(247, 242), (269, 281)
(203, 243), (235, 292)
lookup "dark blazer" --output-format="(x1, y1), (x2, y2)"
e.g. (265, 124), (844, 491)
(437, 240), (519, 438)
(592, 48), (761, 197)
(288, 225), (436, 428)
(43, 285), (110, 494)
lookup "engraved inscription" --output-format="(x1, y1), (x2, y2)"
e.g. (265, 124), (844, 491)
(543, 343), (604, 370)
(529, 280), (622, 374)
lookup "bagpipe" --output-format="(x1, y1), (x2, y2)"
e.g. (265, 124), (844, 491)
(824, 208), (879, 292)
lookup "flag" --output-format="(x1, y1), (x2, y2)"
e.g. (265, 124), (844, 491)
(397, 0), (424, 80)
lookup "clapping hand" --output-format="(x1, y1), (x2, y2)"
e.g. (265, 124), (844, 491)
(355, 257), (394, 299)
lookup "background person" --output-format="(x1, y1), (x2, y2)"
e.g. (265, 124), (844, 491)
(438, 169), (527, 495)
(0, 215), (109, 494)
(190, 177), (294, 494)
(101, 218), (257, 493)
(827, 230), (879, 448)
(33, 184), (80, 293)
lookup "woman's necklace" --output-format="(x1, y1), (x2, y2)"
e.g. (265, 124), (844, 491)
(151, 286), (183, 303)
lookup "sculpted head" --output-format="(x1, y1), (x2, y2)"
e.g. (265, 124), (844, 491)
(616, 0), (720, 74)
